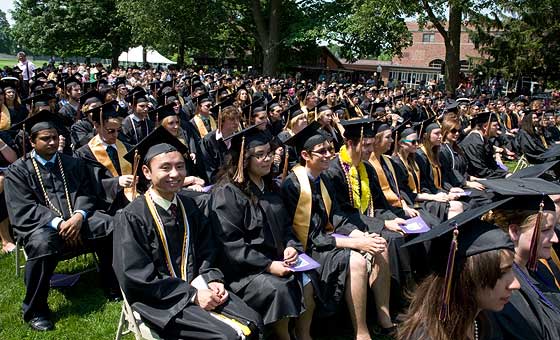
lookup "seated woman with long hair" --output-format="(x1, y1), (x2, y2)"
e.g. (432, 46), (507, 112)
(484, 194), (560, 340)
(1, 79), (28, 128)
(516, 112), (557, 164)
(209, 125), (314, 340)
(439, 115), (493, 208)
(392, 126), (463, 222)
(398, 202), (521, 340)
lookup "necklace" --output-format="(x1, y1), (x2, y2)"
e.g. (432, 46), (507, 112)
(473, 320), (479, 340)
(31, 153), (73, 218)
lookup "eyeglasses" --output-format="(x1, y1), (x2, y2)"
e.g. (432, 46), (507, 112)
(310, 147), (335, 157)
(251, 151), (274, 161)
(450, 128), (460, 134)
(402, 139), (419, 145)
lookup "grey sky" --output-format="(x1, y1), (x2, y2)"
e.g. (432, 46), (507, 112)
(0, 0), (14, 24)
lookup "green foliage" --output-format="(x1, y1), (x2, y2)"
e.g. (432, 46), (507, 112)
(469, 0), (560, 82)
(0, 10), (14, 54)
(11, 0), (132, 60)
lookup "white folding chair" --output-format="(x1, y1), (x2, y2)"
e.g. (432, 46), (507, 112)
(115, 289), (161, 340)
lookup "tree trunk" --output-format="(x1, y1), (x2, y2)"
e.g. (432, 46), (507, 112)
(445, 2), (462, 97)
(251, 0), (281, 76)
(178, 42), (185, 69)
(142, 47), (148, 65)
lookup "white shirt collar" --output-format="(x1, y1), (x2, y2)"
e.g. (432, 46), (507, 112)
(149, 188), (177, 211)
(31, 150), (57, 166)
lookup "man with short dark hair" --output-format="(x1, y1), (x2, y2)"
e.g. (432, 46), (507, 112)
(5, 111), (115, 331)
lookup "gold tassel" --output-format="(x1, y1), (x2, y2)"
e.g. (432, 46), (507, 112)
(281, 147), (290, 183)
(218, 106), (222, 132)
(528, 200), (544, 271)
(439, 227), (459, 321)
(233, 136), (245, 183)
(22, 123), (26, 159)
(357, 126), (364, 163)
(131, 150), (140, 199)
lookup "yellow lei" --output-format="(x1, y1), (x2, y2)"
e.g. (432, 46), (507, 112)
(339, 145), (371, 215)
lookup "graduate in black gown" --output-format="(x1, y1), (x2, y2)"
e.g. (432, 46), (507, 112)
(281, 122), (392, 339)
(398, 201), (521, 340)
(200, 105), (240, 184)
(113, 128), (262, 340)
(459, 111), (509, 179)
(324, 118), (409, 331)
(482, 188), (560, 340)
(70, 90), (102, 150)
(210, 124), (314, 340)
(515, 112), (557, 164)
(121, 89), (154, 145)
(74, 101), (133, 215)
(4, 111), (115, 331)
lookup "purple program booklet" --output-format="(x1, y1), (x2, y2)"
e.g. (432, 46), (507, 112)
(400, 216), (430, 234)
(289, 253), (320, 272)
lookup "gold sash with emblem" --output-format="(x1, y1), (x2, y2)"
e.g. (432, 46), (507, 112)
(292, 165), (333, 250)
(369, 154), (402, 207)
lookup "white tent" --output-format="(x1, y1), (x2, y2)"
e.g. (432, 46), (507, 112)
(118, 46), (177, 65)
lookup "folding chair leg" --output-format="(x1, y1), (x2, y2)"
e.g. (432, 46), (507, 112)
(115, 306), (126, 340)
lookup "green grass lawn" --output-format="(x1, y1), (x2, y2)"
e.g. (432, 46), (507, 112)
(0, 59), (50, 69)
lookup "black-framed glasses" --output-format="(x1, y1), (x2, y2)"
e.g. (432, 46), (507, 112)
(310, 147), (335, 157)
(250, 151), (274, 161)
(402, 139), (419, 145)
(450, 128), (460, 134)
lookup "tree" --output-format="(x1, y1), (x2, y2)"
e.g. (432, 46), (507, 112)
(469, 0), (560, 87)
(12, 0), (132, 68)
(0, 10), (14, 54)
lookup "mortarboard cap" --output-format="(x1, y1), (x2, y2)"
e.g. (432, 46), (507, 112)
(22, 92), (55, 106)
(509, 160), (559, 179)
(12, 109), (63, 134)
(476, 177), (560, 196)
(79, 90), (103, 105)
(86, 100), (120, 124)
(284, 121), (331, 154)
(124, 126), (189, 166)
(0, 77), (19, 91)
(372, 120), (392, 135)
(225, 122), (272, 182)
(340, 118), (375, 139)
(470, 111), (498, 126)
(148, 102), (177, 125)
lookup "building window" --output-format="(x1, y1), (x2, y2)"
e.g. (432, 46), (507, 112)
(429, 59), (444, 68)
(422, 33), (435, 43)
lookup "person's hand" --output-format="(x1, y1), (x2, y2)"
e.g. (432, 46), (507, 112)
(267, 261), (292, 277)
(59, 213), (83, 241)
(433, 192), (449, 202)
(187, 184), (205, 192)
(384, 218), (406, 236)
(192, 177), (205, 186)
(194, 289), (221, 310)
(208, 282), (229, 305)
(466, 181), (485, 190)
(118, 175), (135, 188)
(283, 247), (298, 266)
(403, 206), (419, 218)
(449, 187), (464, 194)
(354, 236), (387, 255)
(447, 192), (461, 201)
(58, 135), (66, 152)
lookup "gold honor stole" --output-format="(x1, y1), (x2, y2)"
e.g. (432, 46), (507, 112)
(193, 115), (216, 138)
(0, 104), (11, 131)
(292, 165), (333, 250)
(402, 156), (421, 194)
(420, 145), (442, 190)
(88, 135), (134, 199)
(539, 248), (560, 290)
(369, 155), (402, 208)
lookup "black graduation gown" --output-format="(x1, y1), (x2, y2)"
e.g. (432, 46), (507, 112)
(177, 126), (209, 183)
(209, 182), (305, 325)
(113, 194), (262, 338)
(516, 129), (550, 164)
(121, 115), (154, 145)
(70, 118), (95, 150)
(281, 172), (363, 317)
(200, 130), (229, 184)
(74, 141), (132, 214)
(492, 265), (560, 340)
(459, 131), (508, 179)
(0, 131), (16, 221)
(58, 103), (79, 126)
(439, 143), (494, 208)
(321, 125), (344, 151)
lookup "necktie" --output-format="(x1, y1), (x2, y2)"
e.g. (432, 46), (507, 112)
(106, 145), (121, 175)
(169, 203), (177, 218)
(140, 120), (148, 139)
(44, 161), (55, 172)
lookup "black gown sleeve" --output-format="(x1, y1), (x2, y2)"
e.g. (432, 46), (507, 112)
(460, 134), (508, 179)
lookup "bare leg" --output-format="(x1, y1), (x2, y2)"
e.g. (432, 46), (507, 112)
(447, 201), (463, 219)
(345, 251), (371, 340)
(369, 248), (393, 329)
(269, 317), (291, 340)
(295, 283), (315, 340)
(0, 218), (15, 253)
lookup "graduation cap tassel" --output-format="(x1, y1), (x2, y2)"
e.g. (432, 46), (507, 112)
(281, 147), (290, 184)
(357, 126), (364, 163)
(218, 106), (222, 132)
(233, 136), (245, 183)
(439, 227), (459, 321)
(131, 150), (140, 199)
(485, 113), (493, 138)
(393, 131), (400, 156)
(527, 200), (544, 271)
(21, 123), (26, 159)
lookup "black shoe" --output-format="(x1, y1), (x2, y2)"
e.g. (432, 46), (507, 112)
(376, 324), (397, 337)
(28, 316), (54, 331)
(104, 287), (123, 302)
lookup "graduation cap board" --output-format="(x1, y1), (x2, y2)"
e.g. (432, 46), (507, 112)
(340, 118), (375, 139)
(149, 102), (177, 125)
(509, 160), (559, 179)
(402, 198), (514, 321)
(284, 121), (331, 154)
(224, 122), (271, 183)
(476, 177), (560, 196)
(79, 90), (103, 106)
